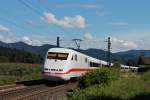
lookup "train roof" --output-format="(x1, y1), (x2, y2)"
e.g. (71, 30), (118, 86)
(48, 48), (101, 62)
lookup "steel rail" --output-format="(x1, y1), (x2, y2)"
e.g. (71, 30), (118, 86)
(0, 82), (77, 100)
(16, 82), (77, 100)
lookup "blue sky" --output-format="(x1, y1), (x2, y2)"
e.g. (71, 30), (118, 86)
(0, 0), (150, 52)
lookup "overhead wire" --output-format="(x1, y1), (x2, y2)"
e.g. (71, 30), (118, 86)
(37, 0), (75, 46)
(18, 0), (75, 47)
(0, 5), (42, 34)
(17, 0), (42, 16)
(0, 16), (30, 33)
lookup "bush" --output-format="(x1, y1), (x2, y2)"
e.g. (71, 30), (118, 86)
(78, 67), (120, 88)
(69, 77), (150, 100)
(113, 61), (121, 69)
(69, 71), (150, 100)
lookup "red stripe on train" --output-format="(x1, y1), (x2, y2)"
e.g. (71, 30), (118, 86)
(43, 68), (90, 75)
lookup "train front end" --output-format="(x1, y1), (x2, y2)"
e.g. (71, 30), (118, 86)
(42, 48), (71, 81)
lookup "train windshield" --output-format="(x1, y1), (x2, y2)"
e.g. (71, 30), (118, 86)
(47, 52), (68, 60)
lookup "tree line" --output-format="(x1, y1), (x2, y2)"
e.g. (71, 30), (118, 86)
(0, 47), (42, 63)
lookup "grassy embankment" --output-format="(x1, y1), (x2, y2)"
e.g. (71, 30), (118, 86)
(69, 68), (150, 100)
(0, 63), (41, 84)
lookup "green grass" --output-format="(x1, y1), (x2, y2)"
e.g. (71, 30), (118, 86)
(69, 69), (150, 100)
(0, 63), (42, 84)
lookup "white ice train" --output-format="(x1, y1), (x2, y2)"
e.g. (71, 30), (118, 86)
(42, 48), (108, 81)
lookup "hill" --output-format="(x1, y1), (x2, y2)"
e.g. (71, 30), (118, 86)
(1, 41), (150, 64)
(0, 41), (56, 57)
(114, 50), (150, 64)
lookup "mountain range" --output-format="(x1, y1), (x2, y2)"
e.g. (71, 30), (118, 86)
(0, 41), (150, 64)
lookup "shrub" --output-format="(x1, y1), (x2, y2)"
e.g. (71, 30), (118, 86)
(69, 77), (150, 100)
(78, 67), (120, 88)
(113, 61), (121, 69)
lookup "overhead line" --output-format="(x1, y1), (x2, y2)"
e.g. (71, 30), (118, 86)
(0, 16), (27, 32)
(0, 5), (41, 34)
(18, 0), (42, 16)
(37, 0), (72, 42)
(18, 0), (72, 46)
(37, 0), (51, 11)
(0, 15), (40, 34)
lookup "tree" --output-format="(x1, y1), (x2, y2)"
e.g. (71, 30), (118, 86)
(127, 59), (136, 66)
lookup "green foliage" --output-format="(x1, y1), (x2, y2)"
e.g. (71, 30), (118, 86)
(0, 47), (42, 63)
(113, 61), (121, 69)
(78, 67), (120, 88)
(69, 71), (150, 100)
(0, 63), (41, 84)
(0, 56), (9, 62)
(0, 76), (17, 84)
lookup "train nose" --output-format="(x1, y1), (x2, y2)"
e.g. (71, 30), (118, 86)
(42, 72), (68, 81)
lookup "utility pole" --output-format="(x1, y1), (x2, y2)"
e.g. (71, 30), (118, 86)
(107, 37), (111, 67)
(57, 36), (60, 47)
(72, 39), (83, 50)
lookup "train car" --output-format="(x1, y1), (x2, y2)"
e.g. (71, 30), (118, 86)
(42, 48), (107, 81)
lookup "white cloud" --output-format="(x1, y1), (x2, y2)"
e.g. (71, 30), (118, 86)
(0, 29), (149, 53)
(111, 37), (138, 49)
(81, 32), (105, 49)
(82, 33), (139, 52)
(84, 32), (93, 40)
(41, 12), (86, 28)
(22, 35), (57, 46)
(22, 36), (33, 45)
(0, 25), (10, 32)
(0, 32), (19, 43)
(23, 36), (30, 41)
(0, 35), (3, 39)
(110, 22), (128, 26)
(109, 30), (150, 52)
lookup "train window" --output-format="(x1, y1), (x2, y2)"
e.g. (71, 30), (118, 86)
(44, 68), (48, 71)
(90, 62), (93, 67)
(85, 58), (87, 63)
(90, 62), (100, 67)
(93, 62), (100, 67)
(71, 56), (73, 60)
(75, 55), (77, 61)
(47, 52), (68, 60)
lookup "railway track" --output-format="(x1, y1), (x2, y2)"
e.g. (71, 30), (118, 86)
(0, 84), (19, 90)
(0, 82), (77, 100)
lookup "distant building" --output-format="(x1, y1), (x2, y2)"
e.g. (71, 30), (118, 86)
(138, 56), (150, 67)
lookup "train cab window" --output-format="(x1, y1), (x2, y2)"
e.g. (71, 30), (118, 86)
(47, 52), (68, 60)
(75, 55), (77, 61)
(71, 56), (73, 60)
